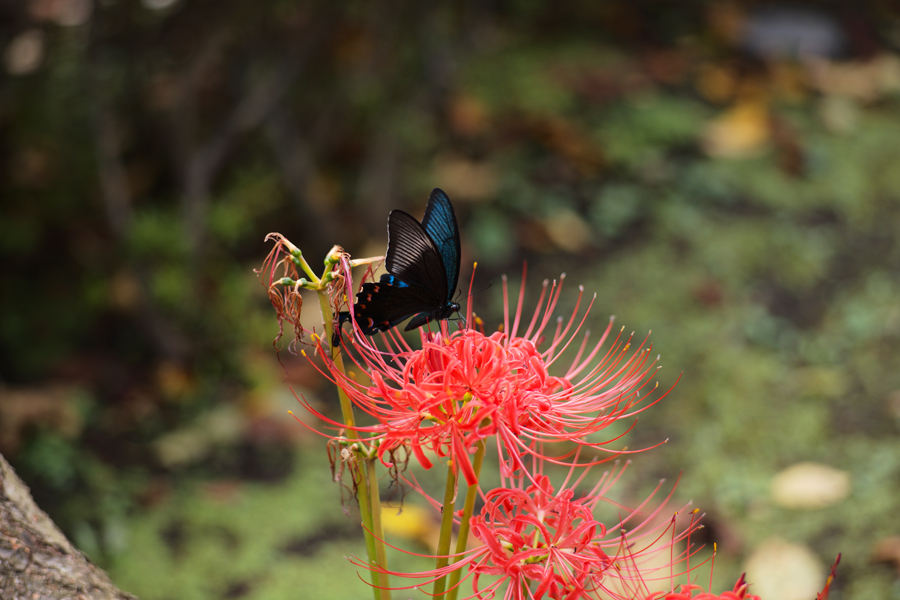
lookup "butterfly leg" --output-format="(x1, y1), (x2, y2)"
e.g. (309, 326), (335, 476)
(449, 314), (467, 331)
(332, 311), (352, 346)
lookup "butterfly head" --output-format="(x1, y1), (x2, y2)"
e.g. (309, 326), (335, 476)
(442, 301), (461, 320)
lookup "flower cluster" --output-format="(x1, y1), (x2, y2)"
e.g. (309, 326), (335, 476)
(644, 553), (841, 600)
(300, 260), (673, 487)
(262, 240), (841, 600)
(648, 575), (761, 600)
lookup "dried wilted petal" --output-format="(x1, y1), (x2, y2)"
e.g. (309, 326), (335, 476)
(256, 234), (349, 350)
(257, 233), (307, 348)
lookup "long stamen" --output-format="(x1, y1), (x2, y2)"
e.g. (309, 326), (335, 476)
(466, 262), (477, 327)
(531, 273), (567, 344)
(543, 285), (585, 361)
(565, 317), (616, 379)
(502, 273), (510, 339)
(510, 262), (528, 340)
(522, 278), (550, 340)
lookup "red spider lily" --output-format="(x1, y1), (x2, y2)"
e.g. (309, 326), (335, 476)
(298, 259), (677, 486)
(351, 461), (701, 600)
(816, 554), (840, 600)
(642, 553), (841, 600)
(644, 575), (761, 600)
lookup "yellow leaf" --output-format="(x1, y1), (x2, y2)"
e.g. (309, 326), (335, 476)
(381, 504), (442, 550)
(702, 101), (770, 158)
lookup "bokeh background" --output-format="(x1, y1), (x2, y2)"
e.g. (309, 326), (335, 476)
(3, 1), (900, 598)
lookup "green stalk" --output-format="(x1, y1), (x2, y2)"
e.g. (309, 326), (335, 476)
(316, 290), (359, 434)
(355, 455), (382, 600)
(315, 284), (389, 600)
(432, 465), (460, 599)
(445, 441), (485, 600)
(367, 456), (391, 599)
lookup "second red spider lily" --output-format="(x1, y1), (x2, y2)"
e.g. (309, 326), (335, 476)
(299, 258), (678, 487)
(641, 553), (841, 600)
(352, 459), (702, 600)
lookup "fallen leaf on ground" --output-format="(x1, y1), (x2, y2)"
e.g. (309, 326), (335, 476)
(770, 462), (850, 509)
(744, 538), (825, 600)
(702, 101), (770, 157)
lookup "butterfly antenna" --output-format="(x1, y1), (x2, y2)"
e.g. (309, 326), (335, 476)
(453, 274), (492, 305)
(465, 280), (493, 299)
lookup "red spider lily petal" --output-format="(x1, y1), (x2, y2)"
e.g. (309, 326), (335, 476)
(816, 554), (841, 600)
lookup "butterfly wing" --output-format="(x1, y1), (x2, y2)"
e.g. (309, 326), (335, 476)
(420, 188), (461, 300)
(347, 190), (461, 337)
(352, 275), (445, 335)
(385, 210), (449, 302)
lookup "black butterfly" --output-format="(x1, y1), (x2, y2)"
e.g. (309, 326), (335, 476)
(338, 188), (461, 337)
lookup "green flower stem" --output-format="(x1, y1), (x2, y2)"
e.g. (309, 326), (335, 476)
(445, 441), (485, 600)
(432, 464), (460, 600)
(315, 283), (389, 600)
(355, 458), (383, 600)
(317, 291), (358, 434)
(367, 456), (391, 599)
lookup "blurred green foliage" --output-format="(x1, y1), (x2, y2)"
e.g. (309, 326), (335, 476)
(3, 1), (900, 598)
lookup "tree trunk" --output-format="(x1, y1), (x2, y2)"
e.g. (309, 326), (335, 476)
(0, 452), (137, 600)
